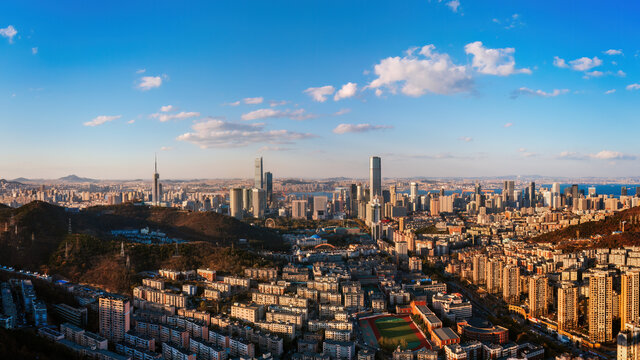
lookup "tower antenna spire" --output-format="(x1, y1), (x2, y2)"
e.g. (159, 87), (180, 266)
(155, 153), (158, 173)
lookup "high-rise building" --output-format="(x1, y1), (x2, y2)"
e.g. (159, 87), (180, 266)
(254, 157), (263, 189)
(292, 200), (307, 219)
(622, 187), (628, 197)
(370, 198), (382, 242)
(472, 255), (487, 285)
(486, 259), (504, 294)
(528, 182), (536, 207)
(618, 323), (640, 360)
(313, 196), (328, 220)
(390, 184), (397, 205)
(529, 275), (548, 318)
(410, 182), (418, 201)
(589, 272), (613, 343)
(152, 155), (160, 205)
(621, 270), (640, 330)
(503, 180), (515, 204)
(229, 188), (244, 219)
(557, 282), (578, 331)
(369, 156), (381, 198)
(503, 265), (520, 304)
(251, 188), (266, 219)
(242, 188), (252, 211)
(264, 172), (273, 202)
(551, 182), (560, 195)
(99, 294), (130, 343)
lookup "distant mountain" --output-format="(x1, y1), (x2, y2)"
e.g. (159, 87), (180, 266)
(57, 174), (99, 183)
(529, 206), (640, 250)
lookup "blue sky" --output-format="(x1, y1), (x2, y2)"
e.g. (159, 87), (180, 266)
(1, 0), (640, 179)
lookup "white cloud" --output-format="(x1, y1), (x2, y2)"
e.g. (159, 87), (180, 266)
(457, 136), (473, 142)
(492, 14), (524, 29)
(369, 44), (472, 96)
(617, 70), (627, 77)
(127, 119), (135, 124)
(160, 105), (174, 112)
(0, 25), (17, 43)
(584, 70), (604, 78)
(591, 150), (635, 160)
(604, 49), (623, 56)
(241, 108), (316, 121)
(626, 83), (640, 91)
(503, 122), (513, 128)
(511, 87), (569, 98)
(31, 47), (38, 55)
(446, 0), (460, 12)
(136, 69), (146, 74)
(333, 108), (351, 116)
(84, 115), (121, 127)
(243, 97), (263, 105)
(553, 56), (569, 68)
(605, 89), (616, 94)
(558, 150), (635, 160)
(332, 123), (393, 134)
(258, 146), (293, 152)
(160, 146), (173, 151)
(269, 100), (288, 107)
(334, 82), (358, 101)
(177, 117), (316, 148)
(569, 56), (602, 71)
(464, 41), (531, 76)
(137, 76), (163, 90)
(150, 111), (200, 122)
(304, 85), (335, 102)
(226, 101), (241, 106)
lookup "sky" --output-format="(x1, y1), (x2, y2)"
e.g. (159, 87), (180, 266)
(1, 0), (640, 180)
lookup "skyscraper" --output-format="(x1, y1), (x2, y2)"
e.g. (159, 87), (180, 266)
(503, 180), (515, 204)
(589, 272), (613, 343)
(99, 294), (130, 343)
(618, 323), (640, 360)
(254, 157), (263, 189)
(472, 255), (487, 285)
(529, 275), (548, 318)
(503, 265), (520, 304)
(251, 188), (265, 219)
(528, 182), (536, 207)
(486, 259), (504, 294)
(369, 156), (381, 198)
(152, 155), (160, 206)
(557, 282), (578, 331)
(264, 172), (273, 202)
(621, 269), (640, 331)
(292, 200), (307, 219)
(229, 188), (244, 219)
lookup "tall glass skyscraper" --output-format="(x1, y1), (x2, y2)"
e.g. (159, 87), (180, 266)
(254, 157), (263, 189)
(369, 156), (381, 198)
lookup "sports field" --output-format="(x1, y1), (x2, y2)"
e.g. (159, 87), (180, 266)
(359, 315), (430, 350)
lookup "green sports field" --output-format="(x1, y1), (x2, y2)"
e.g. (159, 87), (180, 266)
(372, 316), (427, 350)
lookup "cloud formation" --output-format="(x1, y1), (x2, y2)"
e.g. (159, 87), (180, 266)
(332, 123), (393, 134)
(465, 41), (531, 76)
(0, 25), (17, 43)
(604, 49), (623, 56)
(334, 82), (358, 101)
(137, 76), (163, 90)
(150, 111), (200, 122)
(446, 0), (460, 13)
(177, 117), (316, 148)
(304, 86), (335, 102)
(160, 105), (174, 112)
(241, 108), (316, 121)
(510, 87), (569, 98)
(558, 150), (636, 160)
(626, 83), (640, 91)
(84, 115), (121, 127)
(554, 56), (602, 71)
(369, 44), (472, 96)
(457, 136), (473, 142)
(243, 97), (263, 104)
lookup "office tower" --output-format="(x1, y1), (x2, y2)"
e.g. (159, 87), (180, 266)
(637, 187), (640, 198)
(618, 323), (640, 360)
(622, 187), (628, 197)
(557, 283), (578, 331)
(472, 255), (487, 285)
(439, 188), (445, 197)
(350, 184), (358, 217)
(589, 187), (597, 197)
(503, 265), (520, 304)
(410, 182), (418, 201)
(251, 188), (265, 219)
(503, 180), (515, 204)
(370, 198), (382, 241)
(589, 272), (613, 343)
(313, 196), (328, 220)
(254, 157), (263, 189)
(528, 182), (536, 207)
(475, 183), (482, 196)
(264, 172), (273, 202)
(621, 270), (640, 330)
(551, 182), (560, 195)
(229, 188), (244, 219)
(369, 156), (381, 198)
(570, 184), (580, 206)
(529, 275), (548, 318)
(99, 294), (130, 343)
(152, 155), (160, 205)
(486, 259), (504, 294)
(292, 200), (307, 219)
(242, 188), (252, 211)
(389, 185), (397, 205)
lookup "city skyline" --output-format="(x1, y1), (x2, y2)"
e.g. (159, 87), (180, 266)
(2, 1), (640, 179)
